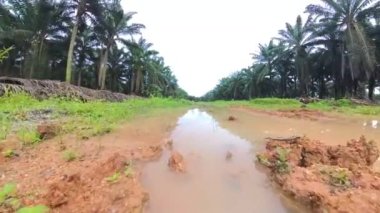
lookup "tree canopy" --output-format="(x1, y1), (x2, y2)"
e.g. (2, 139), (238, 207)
(204, 0), (380, 101)
(0, 0), (188, 98)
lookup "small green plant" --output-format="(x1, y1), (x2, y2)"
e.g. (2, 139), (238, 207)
(106, 172), (121, 183)
(0, 46), (13, 63)
(0, 182), (22, 210)
(17, 127), (41, 145)
(16, 205), (50, 213)
(7, 197), (22, 210)
(320, 167), (351, 187)
(62, 150), (77, 162)
(2, 149), (16, 158)
(0, 183), (17, 203)
(124, 162), (134, 178)
(275, 147), (291, 173)
(256, 154), (271, 167)
(0, 124), (10, 141)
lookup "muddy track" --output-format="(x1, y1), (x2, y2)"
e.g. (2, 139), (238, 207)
(1, 107), (380, 212)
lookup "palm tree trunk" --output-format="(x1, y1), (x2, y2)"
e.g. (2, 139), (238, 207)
(130, 72), (135, 94)
(77, 69), (82, 86)
(65, 18), (80, 83)
(368, 75), (375, 100)
(98, 48), (109, 90)
(135, 69), (142, 94)
(65, 0), (86, 83)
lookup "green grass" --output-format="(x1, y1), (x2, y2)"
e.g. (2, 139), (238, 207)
(0, 183), (48, 212)
(209, 98), (301, 110)
(207, 98), (380, 116)
(16, 205), (49, 213)
(0, 94), (191, 141)
(62, 150), (77, 162)
(106, 172), (121, 183)
(2, 149), (16, 158)
(0, 183), (17, 203)
(16, 127), (41, 145)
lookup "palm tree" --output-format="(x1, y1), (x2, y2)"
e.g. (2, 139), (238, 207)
(125, 38), (158, 95)
(96, 1), (144, 90)
(0, 0), (71, 78)
(277, 15), (315, 97)
(306, 0), (380, 98)
(74, 28), (98, 86)
(65, 0), (103, 83)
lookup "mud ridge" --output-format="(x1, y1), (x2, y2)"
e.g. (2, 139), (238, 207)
(257, 136), (380, 213)
(0, 77), (137, 101)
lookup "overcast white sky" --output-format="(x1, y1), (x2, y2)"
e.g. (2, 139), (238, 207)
(121, 0), (319, 97)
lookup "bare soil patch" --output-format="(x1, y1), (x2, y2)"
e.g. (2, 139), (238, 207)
(235, 106), (332, 121)
(0, 111), (182, 212)
(257, 136), (380, 213)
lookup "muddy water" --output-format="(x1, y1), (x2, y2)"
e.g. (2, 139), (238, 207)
(214, 107), (380, 146)
(142, 108), (380, 212)
(142, 109), (297, 213)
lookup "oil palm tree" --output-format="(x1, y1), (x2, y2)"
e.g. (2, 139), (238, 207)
(277, 15), (315, 97)
(125, 38), (158, 95)
(96, 1), (144, 90)
(306, 0), (380, 98)
(0, 0), (71, 78)
(65, 0), (103, 83)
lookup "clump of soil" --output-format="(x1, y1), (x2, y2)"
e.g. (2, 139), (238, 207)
(165, 139), (174, 150)
(228, 116), (237, 121)
(0, 77), (136, 102)
(257, 136), (380, 213)
(225, 151), (233, 161)
(40, 153), (149, 212)
(37, 122), (61, 140)
(168, 151), (186, 173)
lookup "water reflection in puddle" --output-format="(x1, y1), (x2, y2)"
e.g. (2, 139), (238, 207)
(142, 109), (295, 213)
(363, 120), (379, 129)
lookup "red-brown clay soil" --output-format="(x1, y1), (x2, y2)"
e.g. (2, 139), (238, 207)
(233, 106), (333, 121)
(0, 111), (183, 213)
(257, 136), (380, 213)
(167, 151), (186, 173)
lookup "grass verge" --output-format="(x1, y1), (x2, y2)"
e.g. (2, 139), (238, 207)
(0, 94), (191, 141)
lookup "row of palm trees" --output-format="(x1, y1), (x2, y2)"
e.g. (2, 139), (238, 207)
(204, 0), (380, 100)
(0, 0), (187, 98)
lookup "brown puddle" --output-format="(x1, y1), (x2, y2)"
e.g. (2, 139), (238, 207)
(142, 108), (380, 213)
(212, 107), (380, 146)
(142, 109), (298, 213)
